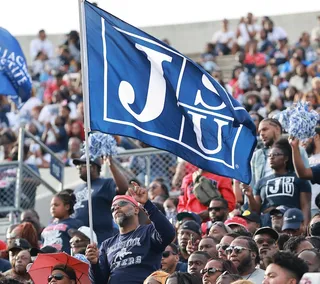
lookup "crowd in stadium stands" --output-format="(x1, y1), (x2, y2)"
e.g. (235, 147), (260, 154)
(1, 10), (320, 284)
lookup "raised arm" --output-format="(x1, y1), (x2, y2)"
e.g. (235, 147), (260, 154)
(300, 191), (311, 227)
(107, 156), (129, 195)
(128, 184), (176, 249)
(289, 137), (313, 179)
(242, 183), (261, 213)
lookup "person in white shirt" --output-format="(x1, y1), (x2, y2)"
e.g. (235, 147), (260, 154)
(212, 19), (236, 55)
(30, 30), (54, 60)
(311, 16), (320, 48)
(236, 13), (261, 48)
(263, 19), (287, 44)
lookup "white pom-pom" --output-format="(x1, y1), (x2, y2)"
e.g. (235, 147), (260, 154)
(278, 102), (319, 141)
(82, 132), (118, 158)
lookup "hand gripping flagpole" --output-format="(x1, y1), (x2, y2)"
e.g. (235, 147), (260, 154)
(78, 0), (95, 244)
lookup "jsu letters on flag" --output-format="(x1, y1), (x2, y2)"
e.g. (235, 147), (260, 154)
(0, 27), (32, 106)
(83, 1), (257, 183)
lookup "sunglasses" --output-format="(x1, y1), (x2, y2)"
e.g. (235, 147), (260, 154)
(200, 267), (223, 275)
(208, 207), (225, 212)
(48, 273), (69, 282)
(111, 201), (130, 213)
(162, 251), (176, 258)
(220, 271), (241, 280)
(255, 238), (275, 246)
(225, 246), (251, 255)
(216, 244), (229, 251)
(77, 164), (93, 168)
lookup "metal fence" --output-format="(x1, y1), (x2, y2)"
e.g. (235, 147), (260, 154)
(114, 148), (178, 187)
(111, 135), (283, 189)
(0, 127), (64, 222)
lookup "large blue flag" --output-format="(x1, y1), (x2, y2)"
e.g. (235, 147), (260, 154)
(0, 27), (32, 106)
(83, 1), (257, 183)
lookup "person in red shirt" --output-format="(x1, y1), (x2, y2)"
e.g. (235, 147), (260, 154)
(177, 169), (236, 222)
(244, 39), (267, 73)
(43, 71), (69, 103)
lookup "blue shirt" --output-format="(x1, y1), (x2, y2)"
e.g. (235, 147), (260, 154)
(89, 200), (176, 284)
(41, 217), (83, 254)
(311, 164), (320, 184)
(0, 259), (11, 273)
(176, 262), (187, 272)
(73, 178), (117, 244)
(254, 172), (311, 212)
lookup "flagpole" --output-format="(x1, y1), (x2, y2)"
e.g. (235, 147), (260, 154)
(78, 0), (94, 243)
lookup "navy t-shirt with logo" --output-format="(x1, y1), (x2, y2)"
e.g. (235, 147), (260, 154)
(73, 178), (117, 244)
(41, 217), (83, 254)
(254, 172), (311, 212)
(89, 200), (176, 284)
(311, 164), (320, 184)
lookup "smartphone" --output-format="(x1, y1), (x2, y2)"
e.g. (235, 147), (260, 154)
(190, 234), (195, 245)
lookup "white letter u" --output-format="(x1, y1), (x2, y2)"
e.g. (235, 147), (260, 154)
(188, 111), (228, 155)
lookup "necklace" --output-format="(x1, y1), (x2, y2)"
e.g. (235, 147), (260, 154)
(120, 225), (141, 239)
(111, 225), (141, 263)
(245, 268), (256, 280)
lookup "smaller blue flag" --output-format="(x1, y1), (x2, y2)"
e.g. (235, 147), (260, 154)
(0, 27), (32, 106)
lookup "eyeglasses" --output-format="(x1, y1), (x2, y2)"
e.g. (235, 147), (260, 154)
(48, 273), (69, 282)
(255, 238), (275, 246)
(162, 251), (177, 258)
(267, 153), (284, 158)
(225, 246), (251, 255)
(111, 201), (130, 213)
(208, 207), (225, 212)
(216, 244), (229, 251)
(200, 267), (223, 275)
(70, 238), (88, 245)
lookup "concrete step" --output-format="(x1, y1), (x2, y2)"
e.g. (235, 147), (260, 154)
(186, 53), (237, 83)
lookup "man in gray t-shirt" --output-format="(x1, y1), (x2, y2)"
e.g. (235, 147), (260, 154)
(227, 236), (265, 284)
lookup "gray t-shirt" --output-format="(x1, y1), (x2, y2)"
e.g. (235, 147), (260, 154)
(242, 268), (265, 284)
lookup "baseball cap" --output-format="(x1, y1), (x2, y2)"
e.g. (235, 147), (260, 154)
(177, 211), (202, 225)
(241, 210), (261, 224)
(30, 246), (58, 257)
(7, 238), (31, 252)
(282, 208), (304, 231)
(112, 195), (139, 208)
(225, 216), (248, 230)
(254, 227), (279, 241)
(270, 205), (289, 216)
(73, 154), (101, 168)
(68, 226), (98, 244)
(179, 220), (202, 236)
